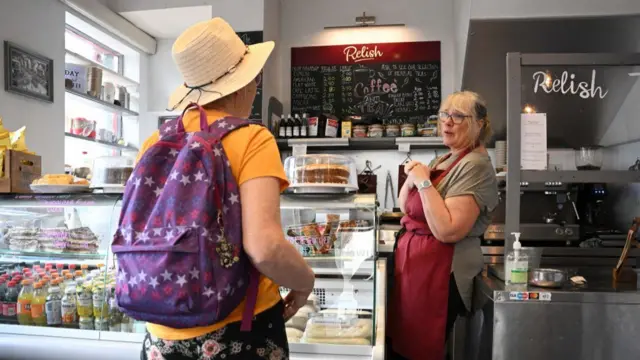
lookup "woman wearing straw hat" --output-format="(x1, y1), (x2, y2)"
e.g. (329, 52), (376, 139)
(137, 18), (314, 360)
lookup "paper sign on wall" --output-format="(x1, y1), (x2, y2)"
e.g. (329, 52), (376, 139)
(521, 113), (547, 170)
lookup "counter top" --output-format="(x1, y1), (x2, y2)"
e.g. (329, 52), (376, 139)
(479, 267), (640, 305)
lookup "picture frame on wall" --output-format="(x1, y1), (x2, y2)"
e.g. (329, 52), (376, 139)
(3, 41), (54, 103)
(158, 115), (179, 129)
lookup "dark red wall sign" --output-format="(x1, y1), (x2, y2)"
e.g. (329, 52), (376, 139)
(291, 41), (441, 121)
(291, 41), (441, 66)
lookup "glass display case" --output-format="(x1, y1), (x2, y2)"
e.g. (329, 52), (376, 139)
(0, 193), (386, 360)
(280, 193), (386, 360)
(0, 193), (146, 359)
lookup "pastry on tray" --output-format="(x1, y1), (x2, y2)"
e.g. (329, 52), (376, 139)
(66, 227), (99, 253)
(38, 227), (69, 253)
(32, 174), (89, 185)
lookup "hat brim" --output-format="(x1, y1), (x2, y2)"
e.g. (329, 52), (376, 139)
(168, 41), (275, 111)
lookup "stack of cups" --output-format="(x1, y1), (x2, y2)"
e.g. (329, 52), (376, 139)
(495, 140), (507, 172)
(87, 67), (103, 98)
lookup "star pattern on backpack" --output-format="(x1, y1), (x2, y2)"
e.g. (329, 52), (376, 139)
(112, 108), (258, 329)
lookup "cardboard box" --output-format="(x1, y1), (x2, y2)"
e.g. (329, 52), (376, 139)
(0, 150), (42, 193)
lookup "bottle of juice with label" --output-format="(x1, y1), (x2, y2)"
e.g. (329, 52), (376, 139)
(61, 286), (78, 328)
(81, 264), (89, 278)
(92, 284), (108, 319)
(76, 283), (93, 317)
(17, 279), (34, 325)
(107, 297), (122, 332)
(3, 281), (18, 320)
(31, 282), (47, 326)
(45, 279), (62, 327)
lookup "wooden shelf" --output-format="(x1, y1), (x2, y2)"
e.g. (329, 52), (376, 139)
(66, 89), (139, 116)
(65, 132), (138, 152)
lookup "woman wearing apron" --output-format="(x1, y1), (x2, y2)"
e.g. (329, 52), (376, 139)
(389, 91), (499, 360)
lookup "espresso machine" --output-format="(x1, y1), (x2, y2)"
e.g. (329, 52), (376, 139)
(484, 177), (580, 244)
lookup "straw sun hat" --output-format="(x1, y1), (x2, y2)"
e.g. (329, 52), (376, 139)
(168, 17), (274, 111)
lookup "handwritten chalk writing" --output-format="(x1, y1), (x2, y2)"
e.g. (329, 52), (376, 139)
(533, 70), (608, 99)
(354, 79), (398, 97)
(343, 45), (383, 63)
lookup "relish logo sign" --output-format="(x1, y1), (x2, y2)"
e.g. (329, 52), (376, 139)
(533, 69), (608, 99)
(343, 45), (383, 63)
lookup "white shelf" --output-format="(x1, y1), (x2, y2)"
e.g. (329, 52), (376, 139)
(99, 331), (145, 343)
(66, 89), (139, 116)
(65, 50), (140, 88)
(0, 323), (100, 340)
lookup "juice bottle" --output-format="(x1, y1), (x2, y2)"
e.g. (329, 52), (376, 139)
(61, 286), (78, 328)
(68, 264), (77, 273)
(107, 298), (122, 332)
(17, 279), (34, 325)
(56, 263), (64, 274)
(45, 279), (62, 327)
(3, 281), (18, 319)
(92, 284), (108, 319)
(76, 283), (93, 317)
(81, 264), (89, 278)
(31, 282), (47, 326)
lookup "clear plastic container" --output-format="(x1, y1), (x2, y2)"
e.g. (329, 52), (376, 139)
(575, 146), (603, 170)
(301, 314), (373, 345)
(91, 156), (134, 188)
(284, 154), (357, 191)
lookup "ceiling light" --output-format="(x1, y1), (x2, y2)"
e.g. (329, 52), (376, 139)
(324, 12), (406, 30)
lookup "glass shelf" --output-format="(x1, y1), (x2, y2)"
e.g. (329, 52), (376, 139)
(0, 248), (107, 261)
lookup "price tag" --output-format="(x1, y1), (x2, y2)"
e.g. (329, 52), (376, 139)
(540, 292), (552, 301)
(292, 144), (307, 156)
(398, 143), (411, 152)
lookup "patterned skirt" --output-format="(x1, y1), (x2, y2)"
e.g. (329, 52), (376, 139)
(141, 302), (289, 360)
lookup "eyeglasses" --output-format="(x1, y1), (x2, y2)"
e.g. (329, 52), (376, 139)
(438, 111), (472, 125)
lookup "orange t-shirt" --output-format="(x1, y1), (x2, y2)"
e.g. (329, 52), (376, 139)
(137, 108), (288, 341)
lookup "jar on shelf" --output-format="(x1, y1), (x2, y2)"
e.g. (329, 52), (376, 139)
(367, 124), (384, 138)
(385, 124), (400, 137)
(353, 125), (367, 138)
(401, 123), (416, 137)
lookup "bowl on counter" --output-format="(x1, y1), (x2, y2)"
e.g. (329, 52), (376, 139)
(529, 268), (567, 288)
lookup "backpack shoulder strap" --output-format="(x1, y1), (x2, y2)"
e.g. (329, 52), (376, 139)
(207, 117), (261, 140)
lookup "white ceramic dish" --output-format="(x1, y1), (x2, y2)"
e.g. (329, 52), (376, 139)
(287, 183), (358, 194)
(30, 184), (91, 194)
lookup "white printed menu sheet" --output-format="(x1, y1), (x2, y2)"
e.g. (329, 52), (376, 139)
(521, 113), (547, 170)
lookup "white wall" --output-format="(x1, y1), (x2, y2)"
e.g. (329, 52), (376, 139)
(278, 0), (456, 113)
(105, 0), (264, 31)
(472, 0), (640, 19)
(453, 0), (471, 90)
(0, 0), (66, 174)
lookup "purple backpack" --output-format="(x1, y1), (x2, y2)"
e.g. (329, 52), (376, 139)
(112, 103), (259, 330)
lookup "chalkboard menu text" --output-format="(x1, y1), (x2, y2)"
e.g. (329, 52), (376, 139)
(291, 41), (441, 124)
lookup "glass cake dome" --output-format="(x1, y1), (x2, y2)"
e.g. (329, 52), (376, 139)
(283, 154), (358, 193)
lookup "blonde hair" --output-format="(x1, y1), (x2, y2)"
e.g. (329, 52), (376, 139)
(438, 91), (492, 148)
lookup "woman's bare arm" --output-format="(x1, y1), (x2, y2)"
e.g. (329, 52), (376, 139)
(240, 177), (315, 291)
(417, 187), (479, 243)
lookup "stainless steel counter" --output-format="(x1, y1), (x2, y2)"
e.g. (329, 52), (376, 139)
(470, 269), (640, 360)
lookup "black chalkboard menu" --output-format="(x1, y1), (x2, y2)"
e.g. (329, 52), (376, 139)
(291, 41), (441, 124)
(238, 31), (263, 120)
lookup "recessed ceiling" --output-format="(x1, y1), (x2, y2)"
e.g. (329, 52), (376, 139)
(120, 6), (212, 39)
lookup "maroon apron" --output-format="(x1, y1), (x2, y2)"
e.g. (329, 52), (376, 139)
(390, 150), (470, 360)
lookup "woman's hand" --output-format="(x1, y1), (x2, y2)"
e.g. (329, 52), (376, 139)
(405, 160), (431, 187)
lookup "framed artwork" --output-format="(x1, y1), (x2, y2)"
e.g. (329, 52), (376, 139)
(4, 41), (54, 103)
(158, 115), (179, 129)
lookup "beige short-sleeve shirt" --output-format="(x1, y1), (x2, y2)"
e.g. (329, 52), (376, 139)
(432, 151), (498, 310)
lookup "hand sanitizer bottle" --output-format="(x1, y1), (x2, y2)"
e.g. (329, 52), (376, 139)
(506, 232), (529, 285)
